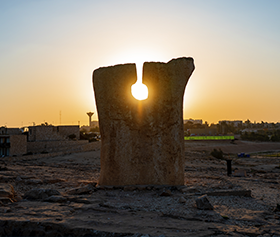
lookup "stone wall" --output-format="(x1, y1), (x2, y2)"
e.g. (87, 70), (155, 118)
(27, 140), (89, 153)
(57, 126), (80, 139)
(28, 126), (79, 142)
(10, 135), (27, 156)
(28, 126), (62, 142)
(93, 57), (195, 186)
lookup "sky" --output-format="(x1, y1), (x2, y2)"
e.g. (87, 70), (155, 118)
(1, 0), (280, 127)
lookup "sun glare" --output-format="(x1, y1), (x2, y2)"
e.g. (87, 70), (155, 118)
(131, 82), (148, 100)
(131, 62), (148, 100)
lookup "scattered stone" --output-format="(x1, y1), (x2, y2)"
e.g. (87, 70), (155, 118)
(43, 195), (67, 203)
(77, 180), (96, 186)
(136, 185), (147, 191)
(273, 204), (280, 212)
(15, 176), (22, 182)
(66, 184), (96, 195)
(0, 207), (11, 213)
(124, 186), (137, 191)
(96, 185), (114, 190)
(13, 194), (23, 202)
(179, 196), (187, 203)
(180, 187), (200, 193)
(0, 183), (14, 197)
(23, 189), (60, 200)
(0, 197), (14, 204)
(44, 178), (66, 184)
(206, 190), (251, 197)
(24, 179), (43, 185)
(195, 195), (214, 210)
(68, 197), (92, 204)
(159, 189), (172, 197)
(232, 169), (247, 177)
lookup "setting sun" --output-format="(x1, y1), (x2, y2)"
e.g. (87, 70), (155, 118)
(131, 82), (148, 100)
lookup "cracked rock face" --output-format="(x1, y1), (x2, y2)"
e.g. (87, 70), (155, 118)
(93, 57), (195, 185)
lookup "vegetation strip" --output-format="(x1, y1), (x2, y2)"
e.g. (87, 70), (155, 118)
(184, 136), (234, 140)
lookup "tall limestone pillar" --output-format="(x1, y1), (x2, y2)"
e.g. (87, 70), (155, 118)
(93, 57), (195, 185)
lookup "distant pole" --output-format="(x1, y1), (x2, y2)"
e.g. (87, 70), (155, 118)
(87, 112), (94, 127)
(60, 111), (61, 125)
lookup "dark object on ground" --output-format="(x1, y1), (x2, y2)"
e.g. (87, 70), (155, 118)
(195, 195), (214, 210)
(210, 148), (224, 159)
(226, 160), (232, 176)
(273, 204), (280, 212)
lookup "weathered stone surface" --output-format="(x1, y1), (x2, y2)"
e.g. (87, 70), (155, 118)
(93, 57), (194, 185)
(66, 184), (96, 195)
(43, 195), (67, 203)
(23, 188), (60, 200)
(195, 195), (214, 210)
(206, 189), (252, 197)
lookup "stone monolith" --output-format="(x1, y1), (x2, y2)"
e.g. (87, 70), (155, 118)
(93, 57), (195, 185)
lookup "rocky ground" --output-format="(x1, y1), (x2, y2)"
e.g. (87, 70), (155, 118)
(0, 140), (280, 236)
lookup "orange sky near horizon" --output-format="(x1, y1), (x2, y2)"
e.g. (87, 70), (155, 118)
(1, 1), (280, 127)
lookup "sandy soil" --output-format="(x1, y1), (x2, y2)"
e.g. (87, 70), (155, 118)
(0, 140), (279, 236)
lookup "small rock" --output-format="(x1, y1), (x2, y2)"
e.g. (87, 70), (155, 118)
(0, 207), (11, 213)
(13, 194), (23, 202)
(15, 176), (22, 182)
(206, 189), (251, 197)
(159, 189), (172, 196)
(124, 186), (137, 191)
(195, 195), (214, 210)
(233, 169), (247, 177)
(136, 185), (147, 191)
(25, 179), (43, 185)
(180, 187), (200, 193)
(44, 195), (67, 203)
(273, 204), (280, 212)
(68, 197), (92, 204)
(44, 178), (66, 184)
(179, 196), (187, 203)
(0, 184), (15, 199)
(23, 189), (60, 200)
(66, 184), (96, 195)
(0, 197), (14, 204)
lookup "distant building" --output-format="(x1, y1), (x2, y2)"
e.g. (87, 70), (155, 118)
(90, 120), (99, 127)
(0, 127), (27, 156)
(188, 128), (218, 136)
(28, 125), (80, 142)
(80, 120), (99, 132)
(26, 125), (88, 154)
(219, 120), (243, 127)
(184, 119), (203, 125)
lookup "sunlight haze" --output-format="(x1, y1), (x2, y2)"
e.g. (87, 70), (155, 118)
(1, 0), (280, 127)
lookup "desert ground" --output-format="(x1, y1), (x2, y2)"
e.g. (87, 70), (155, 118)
(0, 140), (280, 236)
